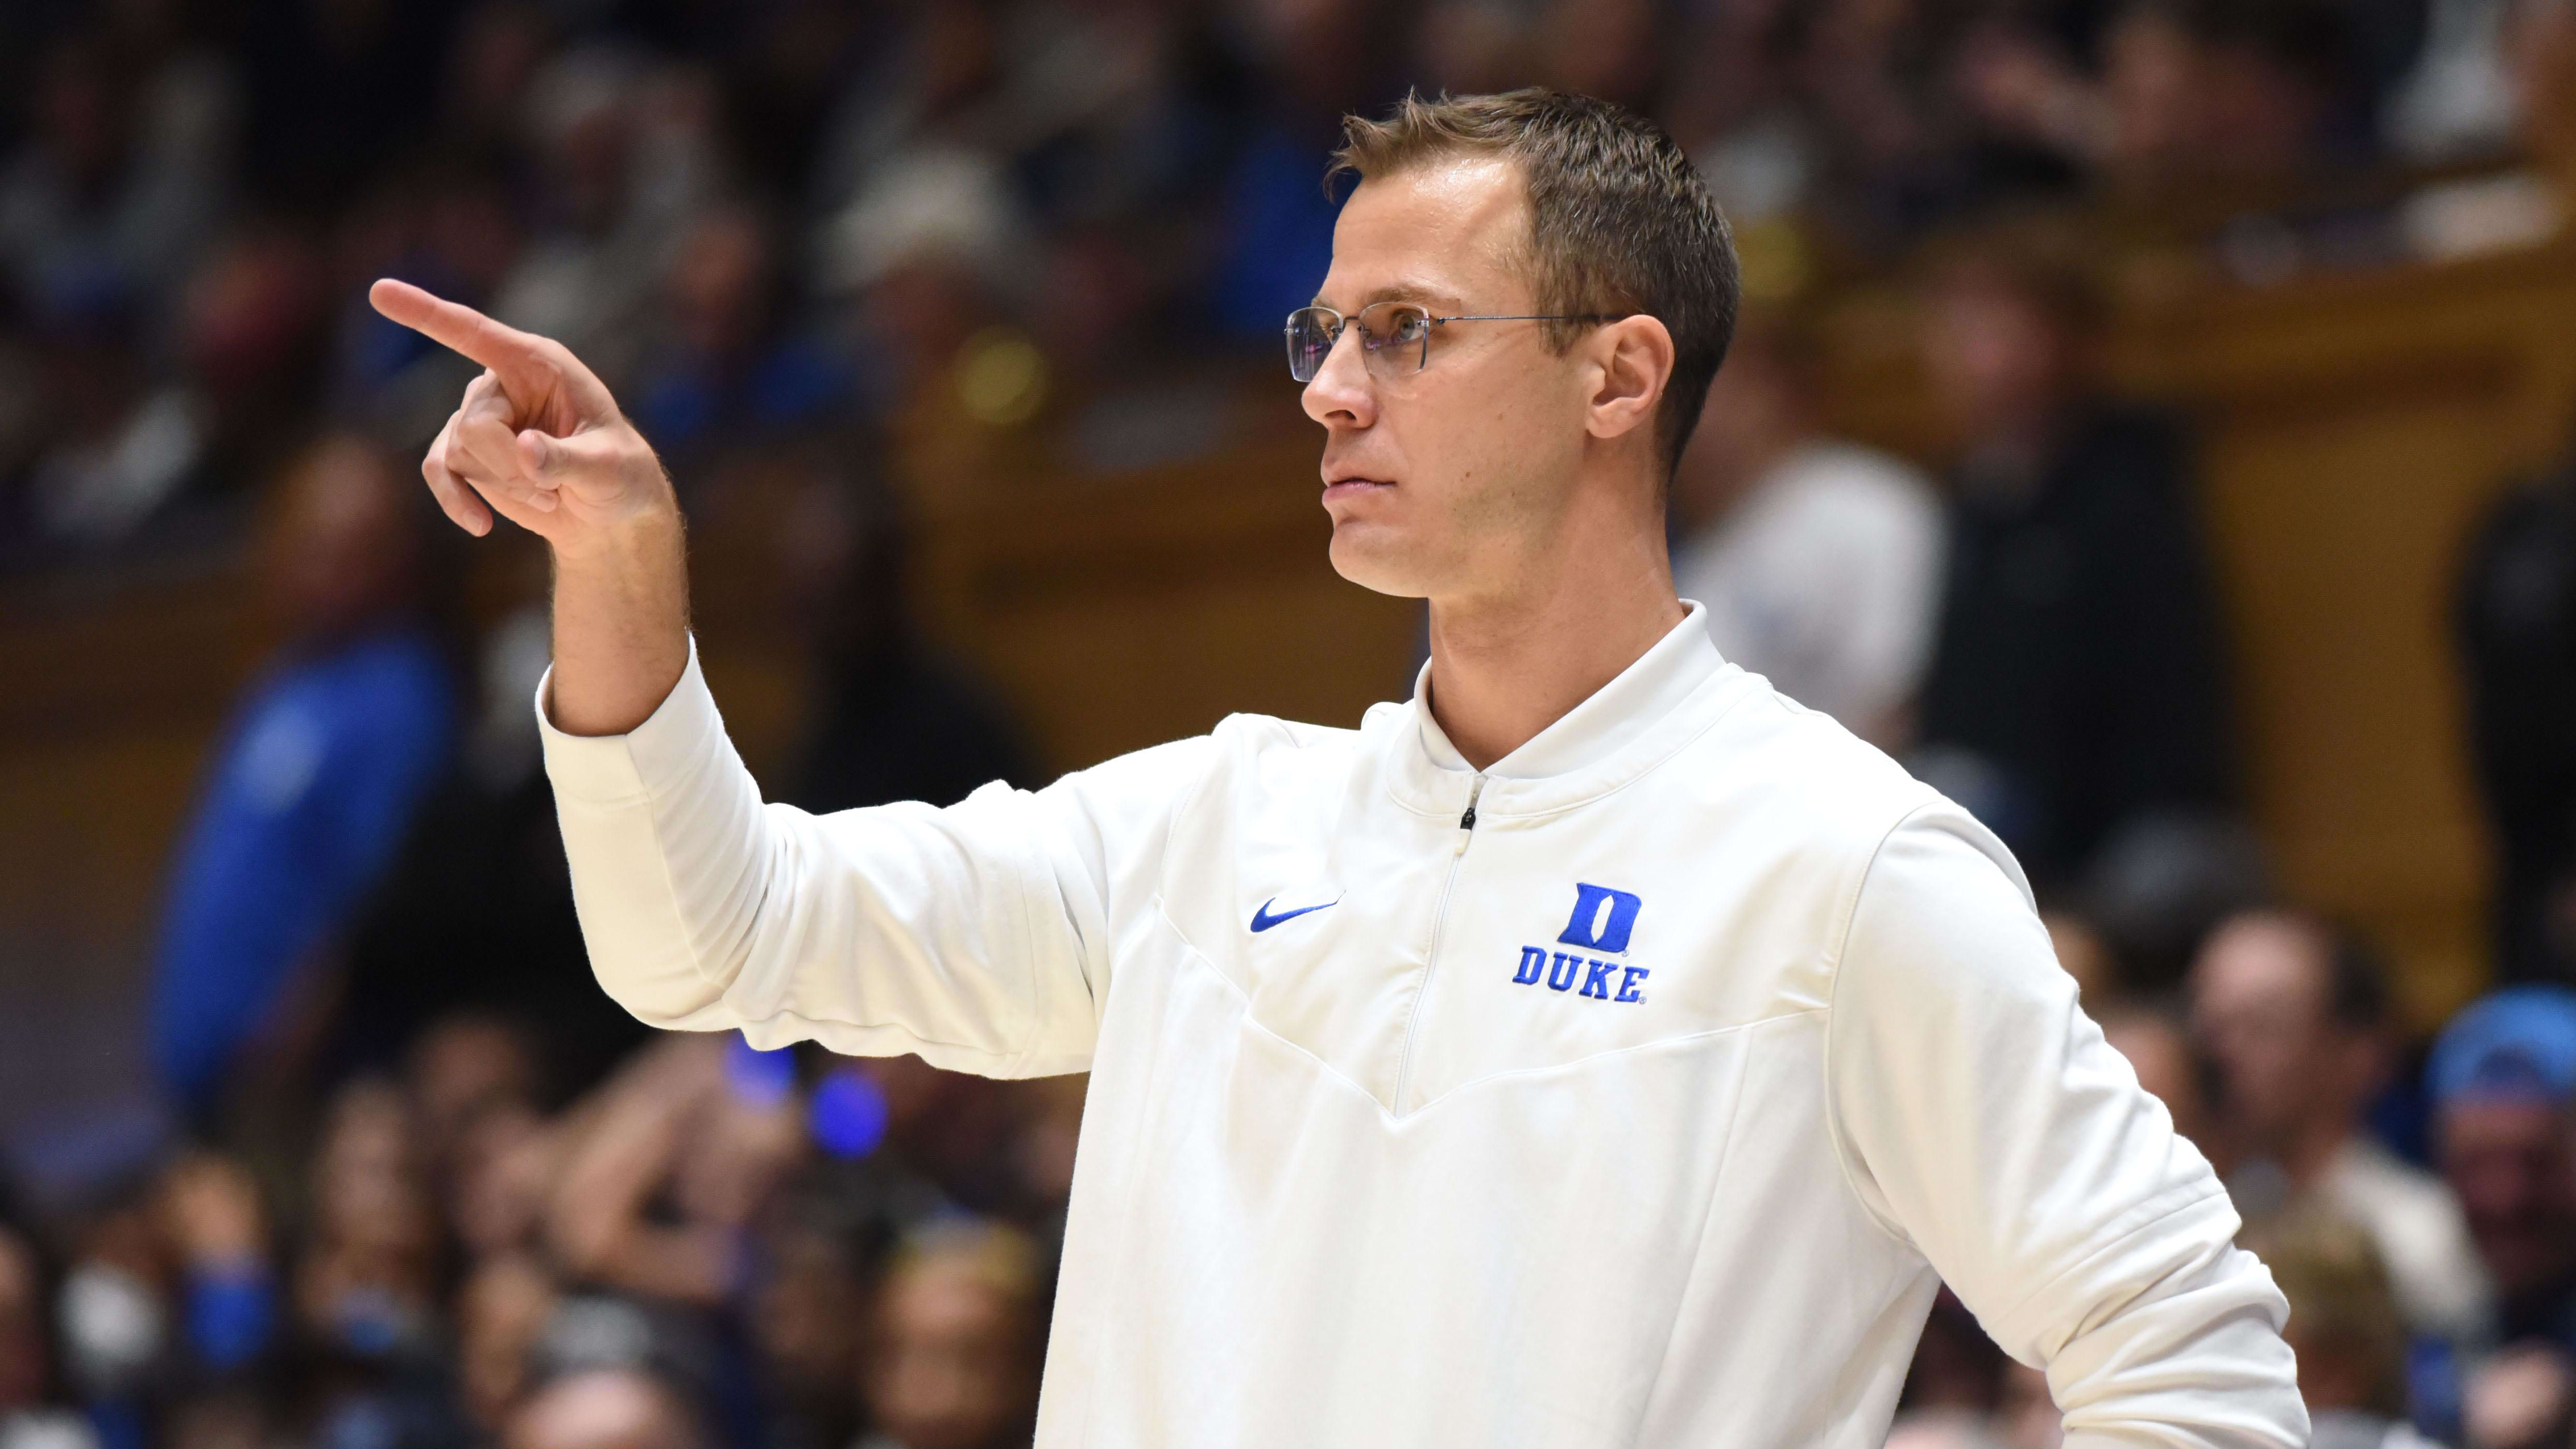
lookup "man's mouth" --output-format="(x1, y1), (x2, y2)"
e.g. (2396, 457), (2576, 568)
(1323, 476), (1394, 502)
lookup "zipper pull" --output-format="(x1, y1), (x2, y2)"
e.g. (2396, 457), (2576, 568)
(1454, 776), (1486, 854)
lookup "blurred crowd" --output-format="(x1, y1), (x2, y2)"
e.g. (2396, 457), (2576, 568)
(5, 0), (2576, 1446)
(5, 0), (2575, 572)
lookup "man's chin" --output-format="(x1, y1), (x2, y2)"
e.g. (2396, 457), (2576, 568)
(1325, 526), (1434, 599)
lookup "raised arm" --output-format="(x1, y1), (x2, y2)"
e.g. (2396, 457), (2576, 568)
(368, 279), (685, 737)
(1826, 804), (2306, 1448)
(373, 280), (1203, 1076)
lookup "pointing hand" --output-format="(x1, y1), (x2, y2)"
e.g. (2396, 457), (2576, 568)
(367, 279), (675, 551)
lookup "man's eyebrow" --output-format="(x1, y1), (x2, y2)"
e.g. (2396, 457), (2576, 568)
(1310, 281), (1469, 312)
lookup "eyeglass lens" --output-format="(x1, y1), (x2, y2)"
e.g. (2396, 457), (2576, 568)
(1284, 305), (1431, 383)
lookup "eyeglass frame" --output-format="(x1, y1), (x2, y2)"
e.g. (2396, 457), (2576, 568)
(1283, 301), (1631, 384)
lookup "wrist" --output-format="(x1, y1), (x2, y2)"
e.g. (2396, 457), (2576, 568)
(549, 488), (684, 570)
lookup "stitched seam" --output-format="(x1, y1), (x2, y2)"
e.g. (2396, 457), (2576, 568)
(1819, 800), (1945, 1249)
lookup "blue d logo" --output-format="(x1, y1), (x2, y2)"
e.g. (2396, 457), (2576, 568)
(1557, 884), (1643, 955)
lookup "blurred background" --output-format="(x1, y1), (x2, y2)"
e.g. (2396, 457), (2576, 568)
(1, 0), (2574, 1445)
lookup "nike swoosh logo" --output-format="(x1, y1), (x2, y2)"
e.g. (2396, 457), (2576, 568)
(1250, 897), (1338, 932)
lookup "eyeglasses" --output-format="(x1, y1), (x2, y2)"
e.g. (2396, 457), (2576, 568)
(1284, 301), (1626, 383)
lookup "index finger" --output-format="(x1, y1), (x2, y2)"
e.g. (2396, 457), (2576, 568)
(370, 278), (546, 378)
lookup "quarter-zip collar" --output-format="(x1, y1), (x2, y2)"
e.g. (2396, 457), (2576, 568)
(1384, 600), (1759, 823)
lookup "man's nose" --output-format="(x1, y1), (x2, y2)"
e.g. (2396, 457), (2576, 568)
(1300, 327), (1375, 429)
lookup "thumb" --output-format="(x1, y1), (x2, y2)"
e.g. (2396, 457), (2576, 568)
(517, 427), (565, 480)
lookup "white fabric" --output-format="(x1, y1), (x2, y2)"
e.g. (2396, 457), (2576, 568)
(1668, 439), (1943, 737)
(537, 612), (2303, 1448)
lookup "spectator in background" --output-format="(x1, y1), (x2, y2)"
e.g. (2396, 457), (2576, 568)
(1910, 227), (2233, 889)
(626, 206), (854, 473)
(859, 1222), (1044, 1449)
(2428, 986), (2576, 1352)
(17, 292), (202, 554)
(1956, 0), (2364, 199)
(813, 145), (1029, 434)
(2388, 0), (2576, 165)
(405, 1011), (544, 1178)
(0, 29), (228, 355)
(175, 227), (329, 504)
(294, 1081), (447, 1371)
(545, 1036), (806, 1311)
(155, 1152), (276, 1382)
(1206, 0), (1399, 341)
(2461, 1343), (2576, 1449)
(148, 432), (457, 1125)
(0, 1221), (98, 1449)
(459, 1253), (557, 1438)
(490, 47), (723, 392)
(1667, 305), (1943, 750)
(2457, 433), (2576, 984)
(508, 1367), (706, 1449)
(2189, 910), (2494, 1346)
(2095, 998), (2221, 1163)
(765, 445), (1039, 816)
(2237, 1208), (2439, 1449)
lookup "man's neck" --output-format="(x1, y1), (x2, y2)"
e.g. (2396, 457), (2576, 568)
(1423, 517), (1685, 771)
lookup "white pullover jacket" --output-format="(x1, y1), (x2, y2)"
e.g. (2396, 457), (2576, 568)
(537, 606), (2305, 1448)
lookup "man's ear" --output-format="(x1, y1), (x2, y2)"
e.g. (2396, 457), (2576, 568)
(1584, 314), (1675, 443)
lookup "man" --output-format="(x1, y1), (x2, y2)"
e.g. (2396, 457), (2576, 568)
(2235, 1209), (2440, 1449)
(861, 1221), (1047, 1449)
(1910, 231), (2233, 891)
(2456, 434), (2576, 984)
(374, 90), (2301, 1446)
(2429, 986), (2576, 1351)
(2189, 909), (2493, 1345)
(1666, 306), (1943, 750)
(149, 431), (457, 1119)
(507, 1369), (706, 1449)
(2096, 998), (2221, 1162)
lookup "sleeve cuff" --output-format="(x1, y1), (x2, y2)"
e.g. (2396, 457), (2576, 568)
(535, 635), (723, 804)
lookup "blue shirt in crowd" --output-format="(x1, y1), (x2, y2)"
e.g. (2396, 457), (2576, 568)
(149, 627), (456, 1109)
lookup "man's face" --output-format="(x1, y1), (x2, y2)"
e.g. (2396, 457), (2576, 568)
(2188, 916), (2366, 1149)
(1921, 275), (2069, 445)
(2439, 1097), (2576, 1297)
(1302, 157), (1597, 601)
(867, 1265), (1035, 1449)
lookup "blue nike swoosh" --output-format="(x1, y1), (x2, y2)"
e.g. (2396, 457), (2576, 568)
(1250, 897), (1338, 932)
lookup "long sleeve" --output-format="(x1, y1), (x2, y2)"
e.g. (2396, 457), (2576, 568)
(1825, 804), (2306, 1447)
(537, 639), (1206, 1079)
